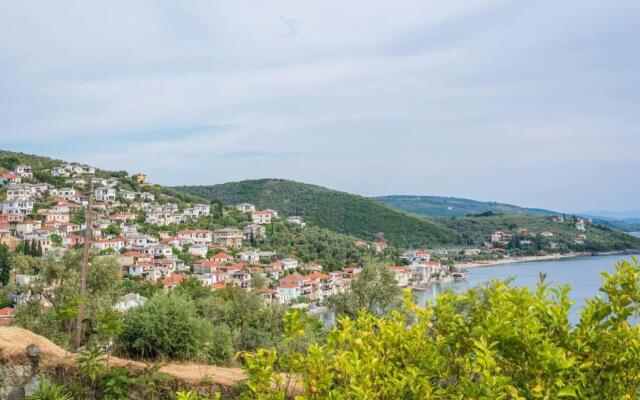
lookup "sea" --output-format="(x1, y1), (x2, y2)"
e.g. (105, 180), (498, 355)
(316, 254), (639, 326)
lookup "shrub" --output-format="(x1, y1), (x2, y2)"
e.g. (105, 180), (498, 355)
(118, 294), (213, 360)
(241, 258), (640, 399)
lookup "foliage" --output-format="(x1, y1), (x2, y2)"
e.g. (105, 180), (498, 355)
(14, 251), (122, 348)
(259, 224), (371, 271)
(326, 260), (402, 319)
(118, 294), (214, 361)
(174, 179), (459, 248)
(24, 378), (71, 400)
(241, 258), (640, 399)
(0, 244), (10, 285)
(435, 214), (640, 252)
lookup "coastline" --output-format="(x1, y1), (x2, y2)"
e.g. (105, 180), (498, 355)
(456, 250), (636, 269)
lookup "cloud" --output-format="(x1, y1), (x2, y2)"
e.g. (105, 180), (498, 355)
(0, 0), (638, 211)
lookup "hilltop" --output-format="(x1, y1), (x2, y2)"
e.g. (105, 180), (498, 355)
(174, 179), (460, 248)
(374, 195), (558, 217)
(376, 194), (640, 234)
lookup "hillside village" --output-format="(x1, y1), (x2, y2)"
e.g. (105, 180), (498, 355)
(0, 159), (457, 311)
(0, 154), (634, 316)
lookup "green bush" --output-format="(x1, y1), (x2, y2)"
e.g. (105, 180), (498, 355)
(241, 258), (640, 399)
(118, 294), (213, 361)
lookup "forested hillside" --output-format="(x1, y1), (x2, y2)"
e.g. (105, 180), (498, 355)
(375, 195), (558, 217)
(175, 179), (460, 248)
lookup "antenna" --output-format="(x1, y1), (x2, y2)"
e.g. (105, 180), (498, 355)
(74, 180), (93, 350)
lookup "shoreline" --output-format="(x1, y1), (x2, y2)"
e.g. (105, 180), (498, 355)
(456, 250), (637, 269)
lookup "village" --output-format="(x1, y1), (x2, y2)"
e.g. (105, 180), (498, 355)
(0, 162), (594, 315)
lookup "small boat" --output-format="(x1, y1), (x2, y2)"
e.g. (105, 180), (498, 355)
(451, 267), (469, 281)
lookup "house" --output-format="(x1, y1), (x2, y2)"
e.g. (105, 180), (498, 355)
(113, 293), (147, 312)
(286, 216), (306, 227)
(0, 307), (16, 326)
(1, 172), (21, 185)
(140, 192), (155, 201)
(574, 234), (587, 245)
(236, 203), (256, 213)
(177, 229), (213, 246)
(576, 219), (586, 231)
(2, 198), (34, 215)
(133, 172), (148, 185)
(43, 211), (70, 224)
(184, 204), (210, 217)
(13, 165), (33, 178)
(162, 273), (186, 291)
(92, 238), (125, 252)
(120, 190), (137, 201)
(238, 250), (260, 264)
(95, 187), (117, 203)
(540, 231), (554, 238)
(243, 224), (266, 240)
(0, 230), (20, 251)
(188, 245), (208, 258)
(251, 210), (274, 224)
(213, 228), (244, 249)
(211, 252), (234, 264)
(51, 166), (70, 177)
(276, 283), (301, 304)
(279, 258), (299, 270)
(371, 241), (388, 254)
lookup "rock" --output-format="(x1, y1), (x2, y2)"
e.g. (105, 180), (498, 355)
(25, 345), (40, 360)
(23, 375), (41, 398)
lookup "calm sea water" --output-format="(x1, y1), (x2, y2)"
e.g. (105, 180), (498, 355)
(415, 254), (639, 323)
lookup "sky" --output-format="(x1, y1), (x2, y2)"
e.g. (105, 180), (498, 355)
(1, 0), (639, 212)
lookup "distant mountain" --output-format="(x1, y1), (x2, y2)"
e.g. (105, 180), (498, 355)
(174, 179), (460, 248)
(374, 195), (559, 218)
(577, 210), (640, 220)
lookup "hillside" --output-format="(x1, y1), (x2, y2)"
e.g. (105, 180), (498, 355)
(174, 179), (460, 248)
(434, 214), (640, 253)
(375, 195), (558, 217)
(376, 194), (640, 233)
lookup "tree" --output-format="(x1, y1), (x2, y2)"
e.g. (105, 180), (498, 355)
(118, 294), (216, 361)
(15, 250), (122, 348)
(326, 260), (402, 319)
(0, 244), (10, 285)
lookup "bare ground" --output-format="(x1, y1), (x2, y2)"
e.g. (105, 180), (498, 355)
(0, 327), (246, 387)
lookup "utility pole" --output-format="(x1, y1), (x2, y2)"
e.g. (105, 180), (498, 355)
(74, 181), (93, 350)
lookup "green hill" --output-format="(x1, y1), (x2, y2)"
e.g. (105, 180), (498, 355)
(376, 195), (640, 233)
(434, 214), (640, 253)
(174, 179), (460, 248)
(375, 195), (558, 217)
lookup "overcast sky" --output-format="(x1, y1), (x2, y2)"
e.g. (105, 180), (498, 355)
(1, 1), (638, 212)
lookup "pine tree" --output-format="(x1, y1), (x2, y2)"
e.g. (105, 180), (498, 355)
(0, 245), (10, 285)
(30, 240), (38, 256)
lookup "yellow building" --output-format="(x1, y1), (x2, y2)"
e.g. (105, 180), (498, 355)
(133, 172), (148, 185)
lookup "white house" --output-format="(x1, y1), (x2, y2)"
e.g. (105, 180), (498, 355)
(2, 198), (34, 215)
(120, 190), (137, 201)
(184, 204), (210, 217)
(95, 187), (117, 202)
(188, 245), (208, 258)
(177, 229), (212, 245)
(51, 166), (70, 177)
(280, 258), (299, 270)
(13, 165), (33, 178)
(113, 293), (147, 312)
(286, 216), (306, 227)
(243, 224), (266, 240)
(238, 251), (260, 265)
(236, 203), (256, 213)
(252, 210), (274, 224)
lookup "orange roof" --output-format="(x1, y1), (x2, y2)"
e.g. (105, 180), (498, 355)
(212, 252), (232, 259)
(307, 272), (329, 280)
(162, 274), (186, 287)
(279, 282), (298, 289)
(0, 307), (15, 317)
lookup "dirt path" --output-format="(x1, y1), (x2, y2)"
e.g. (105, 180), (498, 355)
(0, 327), (246, 386)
